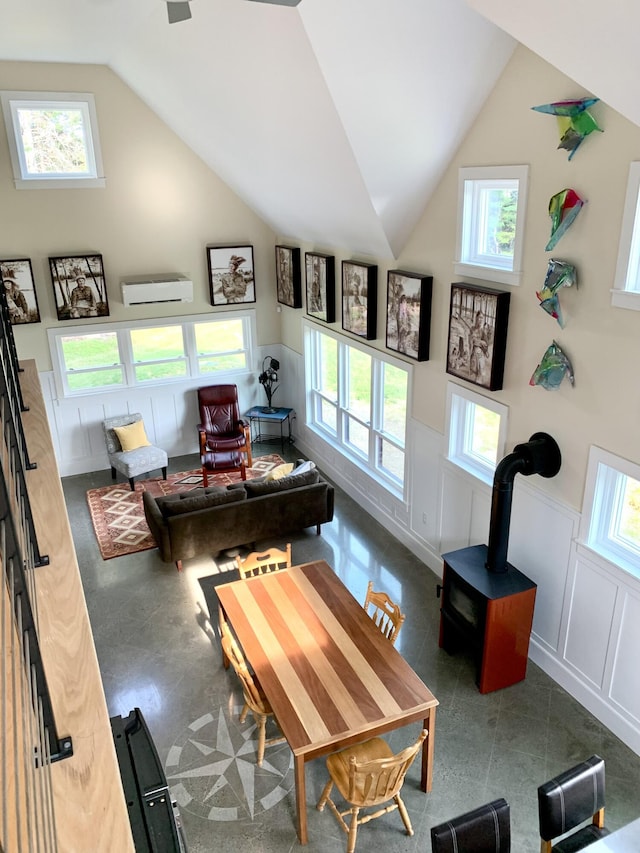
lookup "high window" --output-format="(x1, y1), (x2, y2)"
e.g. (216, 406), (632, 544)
(581, 446), (640, 579)
(445, 382), (508, 485)
(455, 165), (528, 286)
(305, 322), (409, 496)
(612, 162), (640, 310)
(0, 91), (105, 189)
(48, 313), (255, 397)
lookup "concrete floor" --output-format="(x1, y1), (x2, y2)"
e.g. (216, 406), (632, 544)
(62, 444), (640, 852)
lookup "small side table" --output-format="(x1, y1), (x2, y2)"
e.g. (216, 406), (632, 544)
(244, 407), (295, 454)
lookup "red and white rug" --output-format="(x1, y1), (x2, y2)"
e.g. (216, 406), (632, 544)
(86, 455), (284, 560)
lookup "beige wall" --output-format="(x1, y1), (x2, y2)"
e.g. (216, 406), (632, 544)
(0, 61), (281, 371)
(281, 45), (640, 512)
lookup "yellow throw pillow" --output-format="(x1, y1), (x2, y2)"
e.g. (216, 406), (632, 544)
(263, 462), (294, 482)
(114, 420), (151, 452)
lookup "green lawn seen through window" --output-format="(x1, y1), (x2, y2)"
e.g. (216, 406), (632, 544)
(61, 333), (119, 370)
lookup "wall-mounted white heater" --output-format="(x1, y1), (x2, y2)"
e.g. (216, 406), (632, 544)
(121, 275), (193, 306)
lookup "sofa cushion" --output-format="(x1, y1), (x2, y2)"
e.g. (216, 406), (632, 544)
(158, 485), (246, 517)
(244, 467), (320, 496)
(264, 462), (294, 481)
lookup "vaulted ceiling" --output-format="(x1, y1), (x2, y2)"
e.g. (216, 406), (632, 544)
(0, 0), (636, 260)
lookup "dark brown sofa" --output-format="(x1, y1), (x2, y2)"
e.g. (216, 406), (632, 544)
(142, 464), (334, 570)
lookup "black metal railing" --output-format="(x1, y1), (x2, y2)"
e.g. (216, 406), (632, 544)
(0, 291), (73, 772)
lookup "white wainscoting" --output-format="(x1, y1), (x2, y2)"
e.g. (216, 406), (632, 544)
(39, 345), (282, 478)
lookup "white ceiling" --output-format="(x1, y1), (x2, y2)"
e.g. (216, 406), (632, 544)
(1, 0), (634, 260)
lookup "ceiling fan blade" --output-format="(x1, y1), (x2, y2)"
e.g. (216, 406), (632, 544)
(167, 2), (192, 23)
(245, 0), (302, 5)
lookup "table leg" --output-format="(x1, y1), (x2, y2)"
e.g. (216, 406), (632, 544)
(421, 707), (436, 792)
(217, 605), (229, 670)
(294, 753), (308, 845)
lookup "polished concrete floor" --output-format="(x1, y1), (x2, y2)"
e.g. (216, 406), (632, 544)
(62, 445), (640, 852)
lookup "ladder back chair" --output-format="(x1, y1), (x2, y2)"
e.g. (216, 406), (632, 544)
(363, 580), (406, 646)
(316, 729), (427, 853)
(235, 543), (292, 579)
(430, 798), (511, 852)
(537, 755), (610, 853)
(218, 617), (286, 767)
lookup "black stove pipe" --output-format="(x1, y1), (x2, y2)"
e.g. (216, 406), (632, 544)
(486, 432), (561, 573)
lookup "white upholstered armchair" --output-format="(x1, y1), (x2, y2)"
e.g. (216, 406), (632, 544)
(102, 413), (168, 491)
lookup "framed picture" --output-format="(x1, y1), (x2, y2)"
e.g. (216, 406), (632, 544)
(342, 260), (377, 340)
(275, 245), (302, 308)
(207, 244), (255, 306)
(0, 259), (41, 325)
(305, 252), (335, 323)
(49, 254), (109, 321)
(446, 282), (510, 391)
(385, 270), (432, 361)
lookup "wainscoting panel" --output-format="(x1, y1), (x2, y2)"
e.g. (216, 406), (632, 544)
(439, 463), (491, 556)
(608, 586), (640, 724)
(408, 420), (442, 552)
(564, 554), (619, 689)
(509, 481), (578, 653)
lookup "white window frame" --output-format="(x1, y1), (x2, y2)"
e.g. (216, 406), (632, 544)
(47, 311), (256, 398)
(455, 165), (529, 286)
(304, 321), (410, 498)
(0, 90), (105, 189)
(580, 446), (640, 579)
(445, 381), (508, 486)
(612, 162), (640, 311)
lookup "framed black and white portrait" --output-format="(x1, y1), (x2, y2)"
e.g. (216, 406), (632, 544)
(207, 244), (256, 306)
(275, 245), (302, 308)
(342, 260), (377, 340)
(49, 254), (109, 321)
(446, 282), (510, 391)
(385, 270), (432, 361)
(305, 252), (335, 323)
(0, 258), (41, 324)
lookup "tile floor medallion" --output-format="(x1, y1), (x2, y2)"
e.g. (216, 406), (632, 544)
(166, 706), (294, 822)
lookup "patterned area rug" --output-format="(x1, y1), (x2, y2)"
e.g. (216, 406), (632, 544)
(86, 455), (284, 560)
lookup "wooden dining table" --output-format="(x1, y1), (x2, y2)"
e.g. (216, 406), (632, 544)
(216, 560), (439, 844)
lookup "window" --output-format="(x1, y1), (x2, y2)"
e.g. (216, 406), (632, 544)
(612, 162), (640, 310)
(48, 312), (255, 397)
(305, 322), (409, 495)
(581, 446), (640, 578)
(445, 382), (508, 485)
(0, 91), (105, 189)
(455, 165), (528, 286)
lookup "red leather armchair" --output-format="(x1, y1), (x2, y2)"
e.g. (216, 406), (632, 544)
(197, 384), (252, 485)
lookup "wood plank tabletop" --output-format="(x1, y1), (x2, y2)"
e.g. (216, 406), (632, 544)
(217, 560), (438, 756)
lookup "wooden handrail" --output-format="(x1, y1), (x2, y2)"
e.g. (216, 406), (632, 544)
(0, 360), (134, 852)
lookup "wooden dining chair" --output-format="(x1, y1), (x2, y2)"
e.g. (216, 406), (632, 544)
(235, 543), (292, 579)
(218, 618), (286, 766)
(363, 581), (406, 646)
(316, 729), (427, 853)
